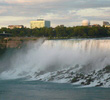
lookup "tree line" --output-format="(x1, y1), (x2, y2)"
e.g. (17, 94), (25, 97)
(0, 26), (110, 38)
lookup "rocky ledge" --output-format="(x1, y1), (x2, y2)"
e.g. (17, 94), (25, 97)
(34, 65), (110, 87)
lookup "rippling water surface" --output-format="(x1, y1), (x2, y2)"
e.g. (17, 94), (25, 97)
(0, 80), (110, 100)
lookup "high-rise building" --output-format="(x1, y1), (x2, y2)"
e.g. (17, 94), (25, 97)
(8, 25), (24, 29)
(30, 19), (50, 29)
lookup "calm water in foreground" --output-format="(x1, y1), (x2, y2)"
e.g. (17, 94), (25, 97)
(0, 79), (110, 100)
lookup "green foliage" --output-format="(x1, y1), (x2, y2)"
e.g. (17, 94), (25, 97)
(0, 26), (110, 38)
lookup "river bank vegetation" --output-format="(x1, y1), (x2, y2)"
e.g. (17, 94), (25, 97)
(0, 26), (110, 53)
(0, 26), (110, 38)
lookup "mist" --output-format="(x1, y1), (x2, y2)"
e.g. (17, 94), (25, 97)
(0, 38), (110, 80)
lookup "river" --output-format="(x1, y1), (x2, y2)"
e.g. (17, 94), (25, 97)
(0, 79), (110, 100)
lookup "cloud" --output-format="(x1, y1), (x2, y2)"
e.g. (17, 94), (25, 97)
(0, 0), (110, 28)
(0, 9), (7, 14)
(1, 0), (62, 4)
(0, 16), (32, 28)
(76, 8), (110, 17)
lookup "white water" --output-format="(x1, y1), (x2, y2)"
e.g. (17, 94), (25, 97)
(0, 38), (110, 80)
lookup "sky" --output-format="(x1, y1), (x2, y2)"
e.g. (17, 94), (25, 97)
(0, 0), (110, 28)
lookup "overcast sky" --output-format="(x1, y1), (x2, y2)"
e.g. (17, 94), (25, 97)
(0, 0), (110, 28)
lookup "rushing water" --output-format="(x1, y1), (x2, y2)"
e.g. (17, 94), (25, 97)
(0, 38), (110, 99)
(1, 38), (110, 79)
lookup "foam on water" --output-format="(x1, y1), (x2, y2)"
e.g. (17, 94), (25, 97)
(0, 38), (110, 81)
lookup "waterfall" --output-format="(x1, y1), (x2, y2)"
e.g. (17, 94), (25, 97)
(0, 38), (110, 80)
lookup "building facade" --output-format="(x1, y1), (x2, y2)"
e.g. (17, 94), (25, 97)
(103, 21), (110, 26)
(82, 20), (90, 26)
(30, 19), (50, 29)
(105, 25), (110, 28)
(8, 25), (24, 29)
(92, 24), (101, 27)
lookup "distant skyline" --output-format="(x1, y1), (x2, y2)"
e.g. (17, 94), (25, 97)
(0, 0), (110, 28)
